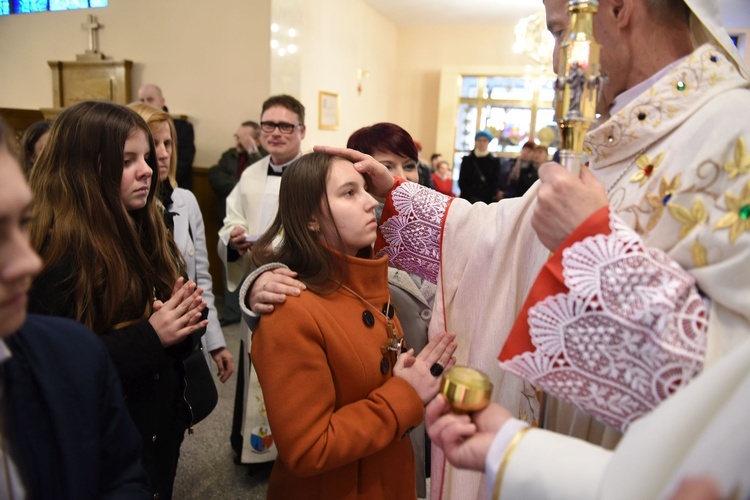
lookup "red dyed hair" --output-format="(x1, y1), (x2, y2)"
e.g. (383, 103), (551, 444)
(346, 122), (418, 162)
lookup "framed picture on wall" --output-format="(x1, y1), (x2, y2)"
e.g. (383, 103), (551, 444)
(319, 91), (339, 130)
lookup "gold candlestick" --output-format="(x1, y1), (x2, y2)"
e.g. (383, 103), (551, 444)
(440, 366), (493, 414)
(554, 0), (602, 177)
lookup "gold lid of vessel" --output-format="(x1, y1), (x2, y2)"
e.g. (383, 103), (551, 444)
(440, 366), (493, 414)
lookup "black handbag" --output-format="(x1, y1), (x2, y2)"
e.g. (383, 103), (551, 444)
(182, 344), (218, 429)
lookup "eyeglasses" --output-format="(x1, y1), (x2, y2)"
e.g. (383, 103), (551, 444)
(260, 121), (302, 134)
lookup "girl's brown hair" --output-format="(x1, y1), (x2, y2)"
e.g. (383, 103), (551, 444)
(28, 101), (183, 333)
(253, 152), (370, 292)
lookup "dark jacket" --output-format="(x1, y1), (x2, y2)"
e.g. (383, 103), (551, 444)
(28, 259), (203, 499)
(514, 160), (539, 197)
(5, 315), (150, 499)
(458, 152), (502, 204)
(169, 113), (196, 191)
(207, 147), (265, 222)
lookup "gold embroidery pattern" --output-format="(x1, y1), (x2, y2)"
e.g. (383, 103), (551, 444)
(631, 152), (665, 186)
(668, 200), (708, 239)
(723, 137), (750, 179)
(691, 240), (708, 268)
(645, 174), (681, 231)
(714, 180), (750, 244)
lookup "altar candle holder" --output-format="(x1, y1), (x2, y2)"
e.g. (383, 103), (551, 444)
(440, 366), (493, 414)
(554, 0), (602, 177)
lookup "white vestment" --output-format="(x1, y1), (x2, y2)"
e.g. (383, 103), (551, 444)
(490, 337), (750, 499)
(377, 44), (750, 500)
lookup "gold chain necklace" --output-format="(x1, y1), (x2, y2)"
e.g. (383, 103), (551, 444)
(338, 283), (406, 375)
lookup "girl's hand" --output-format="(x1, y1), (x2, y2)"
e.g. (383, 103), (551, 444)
(149, 279), (208, 346)
(394, 331), (457, 404)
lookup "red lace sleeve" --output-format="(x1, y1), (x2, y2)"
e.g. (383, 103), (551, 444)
(499, 207), (708, 432)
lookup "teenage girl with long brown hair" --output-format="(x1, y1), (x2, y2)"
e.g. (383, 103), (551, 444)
(27, 100), (208, 499)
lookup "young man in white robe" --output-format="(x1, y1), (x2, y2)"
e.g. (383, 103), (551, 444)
(218, 94), (306, 465)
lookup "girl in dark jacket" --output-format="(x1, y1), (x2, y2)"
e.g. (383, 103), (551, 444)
(27, 100), (208, 499)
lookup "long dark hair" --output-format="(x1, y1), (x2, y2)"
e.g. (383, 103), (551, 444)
(28, 101), (183, 333)
(19, 120), (51, 176)
(253, 152), (370, 292)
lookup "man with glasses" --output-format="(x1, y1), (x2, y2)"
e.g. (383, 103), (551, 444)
(217, 94), (306, 465)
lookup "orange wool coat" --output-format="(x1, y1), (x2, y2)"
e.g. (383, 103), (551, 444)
(251, 254), (425, 499)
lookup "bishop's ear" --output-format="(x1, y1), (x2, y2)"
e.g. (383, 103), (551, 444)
(608, 0), (632, 28)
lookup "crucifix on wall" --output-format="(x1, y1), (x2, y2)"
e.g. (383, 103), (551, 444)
(78, 14), (106, 61)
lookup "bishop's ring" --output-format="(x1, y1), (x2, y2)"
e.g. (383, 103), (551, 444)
(430, 362), (444, 377)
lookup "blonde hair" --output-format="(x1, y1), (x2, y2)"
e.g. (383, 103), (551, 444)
(128, 102), (179, 188)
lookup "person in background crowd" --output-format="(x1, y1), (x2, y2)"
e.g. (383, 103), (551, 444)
(208, 120), (267, 326)
(218, 94), (307, 465)
(129, 102), (234, 383)
(506, 139), (537, 198)
(430, 153), (443, 173)
(431, 159), (455, 197)
(138, 84), (196, 191)
(413, 140), (435, 189)
(18, 120), (51, 176)
(458, 130), (502, 203)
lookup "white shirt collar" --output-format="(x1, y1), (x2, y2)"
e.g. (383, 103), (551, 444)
(269, 152), (303, 174)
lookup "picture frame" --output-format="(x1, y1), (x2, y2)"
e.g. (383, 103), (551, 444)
(318, 91), (339, 130)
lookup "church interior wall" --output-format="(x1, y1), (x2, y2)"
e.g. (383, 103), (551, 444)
(298, 0), (399, 150)
(0, 0), (272, 168)
(393, 23), (534, 162)
(1, 2), (748, 167)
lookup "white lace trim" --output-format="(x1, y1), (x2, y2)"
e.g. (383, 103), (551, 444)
(501, 214), (708, 431)
(376, 182), (450, 284)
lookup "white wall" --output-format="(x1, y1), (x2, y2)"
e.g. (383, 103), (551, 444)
(0, 0), (272, 167)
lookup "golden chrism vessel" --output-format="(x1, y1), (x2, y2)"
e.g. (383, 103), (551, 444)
(440, 366), (493, 414)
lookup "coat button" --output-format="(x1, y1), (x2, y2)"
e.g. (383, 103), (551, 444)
(188, 247), (194, 256)
(154, 373), (160, 380)
(362, 310), (375, 327)
(382, 303), (395, 319)
(420, 309), (432, 321)
(154, 494), (161, 500)
(152, 435), (157, 442)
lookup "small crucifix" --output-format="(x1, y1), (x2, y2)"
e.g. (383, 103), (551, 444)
(81, 14), (104, 59)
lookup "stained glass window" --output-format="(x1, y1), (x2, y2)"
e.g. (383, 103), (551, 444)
(1, 0), (106, 15)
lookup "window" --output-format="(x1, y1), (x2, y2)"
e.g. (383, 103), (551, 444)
(452, 74), (559, 181)
(1, 0), (106, 15)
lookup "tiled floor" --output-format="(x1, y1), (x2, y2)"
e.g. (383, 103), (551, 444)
(172, 318), (270, 499)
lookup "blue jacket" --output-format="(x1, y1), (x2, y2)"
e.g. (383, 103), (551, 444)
(4, 315), (149, 499)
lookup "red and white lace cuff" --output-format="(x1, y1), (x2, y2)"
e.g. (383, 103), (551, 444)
(500, 209), (708, 431)
(375, 179), (452, 284)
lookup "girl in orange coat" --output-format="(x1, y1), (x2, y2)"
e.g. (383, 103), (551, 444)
(250, 151), (457, 499)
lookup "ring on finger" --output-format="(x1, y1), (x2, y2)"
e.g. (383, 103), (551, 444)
(430, 362), (444, 377)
